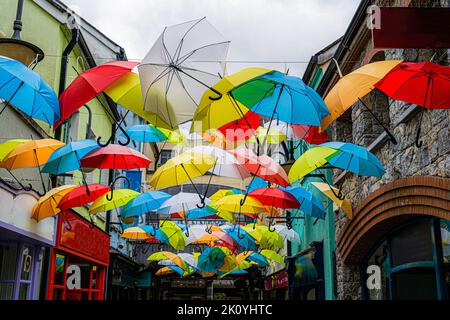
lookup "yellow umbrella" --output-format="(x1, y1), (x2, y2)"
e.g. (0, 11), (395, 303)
(104, 72), (173, 130)
(89, 189), (140, 215)
(311, 182), (352, 219)
(219, 254), (239, 272)
(249, 127), (287, 144)
(148, 251), (189, 270)
(0, 139), (30, 162)
(210, 194), (268, 215)
(159, 220), (186, 251)
(156, 127), (186, 145)
(210, 189), (235, 201)
(149, 151), (216, 189)
(288, 146), (341, 183)
(321, 60), (402, 131)
(260, 249), (285, 265)
(243, 225), (284, 249)
(192, 68), (272, 132)
(31, 185), (77, 222)
(121, 227), (151, 241)
(155, 267), (178, 277)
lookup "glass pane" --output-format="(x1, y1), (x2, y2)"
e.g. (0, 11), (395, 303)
(392, 268), (437, 300)
(0, 244), (18, 281)
(20, 246), (33, 281)
(440, 219), (450, 264)
(18, 283), (29, 300)
(33, 248), (46, 300)
(0, 283), (14, 300)
(390, 219), (433, 267)
(54, 254), (66, 286)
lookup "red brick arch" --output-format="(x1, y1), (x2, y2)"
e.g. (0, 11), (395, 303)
(337, 176), (450, 264)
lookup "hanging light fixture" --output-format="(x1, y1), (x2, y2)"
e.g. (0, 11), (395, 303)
(0, 0), (44, 66)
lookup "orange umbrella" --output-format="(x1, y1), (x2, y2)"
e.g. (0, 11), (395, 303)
(31, 185), (77, 222)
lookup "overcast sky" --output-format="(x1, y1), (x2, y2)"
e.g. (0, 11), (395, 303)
(63, 0), (360, 76)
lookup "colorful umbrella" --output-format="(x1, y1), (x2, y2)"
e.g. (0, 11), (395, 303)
(243, 225), (284, 249)
(139, 17), (230, 129)
(158, 221), (186, 250)
(58, 184), (110, 210)
(218, 110), (261, 142)
(237, 251), (270, 267)
(292, 124), (329, 145)
(121, 191), (171, 218)
(149, 151), (215, 190)
(157, 192), (211, 215)
(248, 126), (287, 144)
(124, 124), (168, 143)
(80, 144), (151, 170)
(41, 139), (99, 175)
(31, 185), (77, 222)
(374, 61), (450, 147)
(197, 247), (228, 272)
(0, 56), (60, 125)
(319, 142), (385, 178)
(260, 249), (285, 265)
(210, 189), (236, 201)
(223, 225), (257, 250)
(56, 61), (139, 127)
(248, 188), (300, 209)
(281, 186), (327, 219)
(311, 182), (353, 219)
(210, 194), (267, 215)
(103, 72), (172, 130)
(0, 139), (30, 162)
(155, 266), (183, 277)
(121, 226), (152, 241)
(148, 251), (190, 270)
(273, 225), (301, 244)
(89, 189), (140, 215)
(288, 146), (340, 183)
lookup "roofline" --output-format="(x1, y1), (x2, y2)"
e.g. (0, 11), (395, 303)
(303, 37), (343, 83)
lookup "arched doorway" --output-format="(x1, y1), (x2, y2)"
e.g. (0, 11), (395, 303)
(336, 176), (450, 300)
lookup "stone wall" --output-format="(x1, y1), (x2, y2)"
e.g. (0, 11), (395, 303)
(332, 9), (450, 299)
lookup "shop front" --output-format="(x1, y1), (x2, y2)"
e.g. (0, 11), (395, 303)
(263, 270), (289, 300)
(46, 210), (110, 300)
(0, 184), (55, 300)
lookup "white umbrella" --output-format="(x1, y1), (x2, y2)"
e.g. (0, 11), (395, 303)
(186, 145), (250, 179)
(184, 225), (209, 245)
(138, 17), (230, 129)
(274, 225), (301, 244)
(157, 192), (211, 214)
(264, 121), (298, 140)
(178, 121), (204, 142)
(178, 253), (198, 269)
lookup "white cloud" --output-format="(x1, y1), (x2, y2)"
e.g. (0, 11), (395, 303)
(63, 0), (360, 76)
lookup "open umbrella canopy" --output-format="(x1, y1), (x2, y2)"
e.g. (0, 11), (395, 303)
(223, 225), (257, 250)
(237, 251), (271, 267)
(155, 266), (185, 277)
(260, 249), (285, 265)
(0, 139), (65, 169)
(210, 189), (236, 201)
(280, 186), (327, 219)
(103, 72), (172, 129)
(89, 189), (140, 215)
(157, 221), (186, 250)
(374, 61), (450, 110)
(121, 226), (152, 241)
(157, 192), (211, 214)
(273, 225), (301, 244)
(0, 139), (30, 162)
(248, 188), (300, 209)
(321, 60), (402, 130)
(124, 124), (168, 143)
(248, 126), (287, 144)
(243, 225), (284, 249)
(218, 110), (261, 142)
(31, 185), (77, 222)
(57, 61), (139, 127)
(210, 194), (267, 215)
(288, 146), (341, 183)
(319, 142), (385, 178)
(149, 151), (215, 189)
(41, 139), (99, 174)
(0, 56), (60, 125)
(186, 146), (250, 180)
(292, 124), (329, 145)
(192, 67), (272, 132)
(197, 247), (228, 272)
(148, 251), (190, 271)
(58, 184), (110, 210)
(121, 191), (172, 218)
(80, 144), (151, 170)
(139, 17), (230, 129)
(311, 182), (353, 219)
(178, 253), (198, 270)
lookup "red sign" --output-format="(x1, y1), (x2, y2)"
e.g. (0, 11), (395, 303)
(58, 210), (110, 265)
(264, 271), (288, 291)
(372, 8), (450, 49)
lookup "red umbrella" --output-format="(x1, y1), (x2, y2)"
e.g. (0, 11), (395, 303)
(292, 124), (329, 145)
(374, 62), (450, 147)
(56, 61), (139, 127)
(375, 62), (450, 109)
(231, 148), (290, 187)
(80, 144), (151, 170)
(58, 184), (110, 210)
(249, 188), (300, 209)
(218, 111), (260, 141)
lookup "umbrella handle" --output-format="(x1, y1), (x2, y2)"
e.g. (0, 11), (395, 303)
(117, 123), (131, 147)
(107, 175), (131, 201)
(0, 173), (33, 192)
(415, 108), (424, 148)
(205, 225), (213, 234)
(268, 219), (276, 233)
(196, 201), (206, 209)
(237, 227), (245, 240)
(208, 87), (223, 101)
(97, 110), (131, 147)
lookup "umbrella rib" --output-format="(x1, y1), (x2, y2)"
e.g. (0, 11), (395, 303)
(173, 69), (199, 107)
(177, 41), (231, 66)
(173, 17), (206, 64)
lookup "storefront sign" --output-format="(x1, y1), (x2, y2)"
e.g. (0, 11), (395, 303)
(171, 279), (205, 288)
(212, 280), (235, 289)
(264, 271), (288, 291)
(59, 210), (110, 265)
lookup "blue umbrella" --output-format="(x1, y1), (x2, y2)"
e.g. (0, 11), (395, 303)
(121, 191), (172, 218)
(218, 269), (248, 276)
(281, 186), (327, 219)
(319, 142), (385, 178)
(185, 206), (218, 219)
(224, 225), (257, 251)
(0, 56), (60, 125)
(41, 140), (99, 174)
(140, 225), (170, 244)
(245, 71), (330, 127)
(247, 252), (270, 267)
(167, 266), (186, 276)
(124, 124), (168, 143)
(198, 247), (226, 273)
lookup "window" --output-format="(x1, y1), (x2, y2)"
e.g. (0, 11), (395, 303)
(159, 150), (173, 165)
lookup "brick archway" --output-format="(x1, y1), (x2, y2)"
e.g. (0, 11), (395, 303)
(337, 176), (450, 264)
